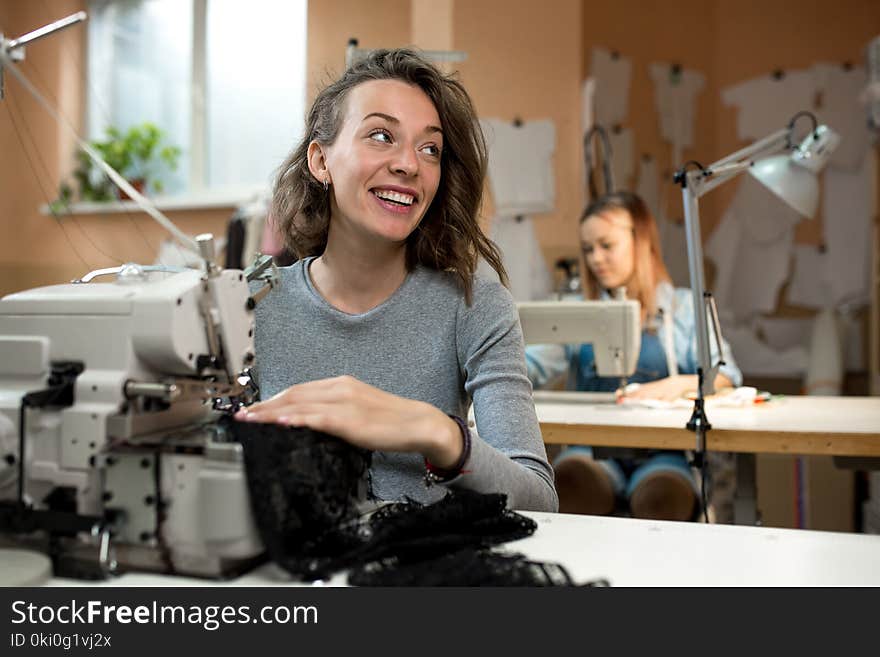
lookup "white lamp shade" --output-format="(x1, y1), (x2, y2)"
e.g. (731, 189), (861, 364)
(748, 155), (820, 219)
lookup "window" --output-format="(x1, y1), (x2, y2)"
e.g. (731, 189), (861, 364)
(87, 0), (307, 197)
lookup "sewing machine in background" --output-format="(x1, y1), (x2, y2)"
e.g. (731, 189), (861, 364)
(517, 296), (641, 399)
(0, 238), (279, 579)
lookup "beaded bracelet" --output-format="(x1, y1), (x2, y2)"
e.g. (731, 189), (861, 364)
(424, 414), (472, 485)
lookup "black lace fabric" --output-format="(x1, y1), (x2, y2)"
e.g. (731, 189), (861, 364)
(349, 549), (576, 586)
(230, 420), (371, 568)
(230, 420), (601, 586)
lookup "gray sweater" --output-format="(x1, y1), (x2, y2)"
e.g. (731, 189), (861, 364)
(252, 257), (558, 512)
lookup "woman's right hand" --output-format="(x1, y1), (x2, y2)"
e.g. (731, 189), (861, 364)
(234, 375), (464, 468)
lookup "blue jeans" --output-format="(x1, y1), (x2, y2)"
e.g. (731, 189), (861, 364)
(553, 446), (699, 503)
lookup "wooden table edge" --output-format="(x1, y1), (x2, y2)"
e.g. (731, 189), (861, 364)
(539, 422), (880, 457)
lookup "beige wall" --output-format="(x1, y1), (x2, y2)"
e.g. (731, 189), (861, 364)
(581, 0), (718, 220)
(307, 0), (411, 102)
(455, 0), (582, 262)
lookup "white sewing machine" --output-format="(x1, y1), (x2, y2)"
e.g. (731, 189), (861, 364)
(517, 299), (641, 380)
(0, 237), (276, 579)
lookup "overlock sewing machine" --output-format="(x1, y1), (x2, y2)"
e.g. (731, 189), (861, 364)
(0, 236), (278, 579)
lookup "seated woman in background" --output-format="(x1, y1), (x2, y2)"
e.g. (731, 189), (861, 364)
(526, 191), (741, 521)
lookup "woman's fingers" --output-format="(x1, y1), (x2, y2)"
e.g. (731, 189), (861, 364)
(238, 401), (344, 434)
(241, 376), (362, 415)
(232, 376), (437, 454)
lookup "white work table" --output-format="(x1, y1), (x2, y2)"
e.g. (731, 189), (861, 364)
(49, 511), (880, 587)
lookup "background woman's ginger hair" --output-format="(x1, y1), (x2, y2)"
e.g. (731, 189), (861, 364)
(580, 191), (671, 324)
(272, 48), (507, 304)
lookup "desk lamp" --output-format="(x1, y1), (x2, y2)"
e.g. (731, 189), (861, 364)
(672, 111), (839, 470)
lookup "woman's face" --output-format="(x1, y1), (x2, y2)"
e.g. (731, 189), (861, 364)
(313, 79), (443, 246)
(580, 209), (635, 291)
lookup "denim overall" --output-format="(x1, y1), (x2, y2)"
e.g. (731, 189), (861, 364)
(558, 326), (698, 504)
(574, 326), (670, 392)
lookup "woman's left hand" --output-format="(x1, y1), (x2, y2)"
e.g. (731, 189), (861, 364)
(618, 374), (697, 402)
(234, 375), (463, 468)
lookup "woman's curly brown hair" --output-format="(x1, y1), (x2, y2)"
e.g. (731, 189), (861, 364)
(272, 48), (507, 303)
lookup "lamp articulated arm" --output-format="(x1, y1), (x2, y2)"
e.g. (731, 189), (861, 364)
(672, 111), (835, 461)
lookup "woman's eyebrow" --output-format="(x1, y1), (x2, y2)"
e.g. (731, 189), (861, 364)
(363, 112), (399, 124)
(362, 112), (443, 136)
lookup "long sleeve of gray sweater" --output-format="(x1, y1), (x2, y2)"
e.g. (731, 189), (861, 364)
(251, 257), (558, 512)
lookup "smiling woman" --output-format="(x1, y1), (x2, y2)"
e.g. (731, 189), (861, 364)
(308, 80), (444, 250)
(239, 49), (558, 513)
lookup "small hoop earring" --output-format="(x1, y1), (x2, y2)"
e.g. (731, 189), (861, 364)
(322, 179), (329, 192)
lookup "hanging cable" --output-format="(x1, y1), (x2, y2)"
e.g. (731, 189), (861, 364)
(0, 51), (198, 251)
(4, 101), (96, 271)
(32, 0), (161, 260)
(7, 89), (127, 266)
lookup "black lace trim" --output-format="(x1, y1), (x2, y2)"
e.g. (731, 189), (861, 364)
(349, 549), (578, 586)
(230, 419), (371, 567)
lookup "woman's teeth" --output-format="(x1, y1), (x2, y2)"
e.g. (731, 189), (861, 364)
(373, 189), (414, 206)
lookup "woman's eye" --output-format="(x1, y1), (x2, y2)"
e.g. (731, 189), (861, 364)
(420, 143), (441, 157)
(369, 129), (392, 143)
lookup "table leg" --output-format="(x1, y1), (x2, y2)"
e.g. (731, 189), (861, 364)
(734, 453), (759, 525)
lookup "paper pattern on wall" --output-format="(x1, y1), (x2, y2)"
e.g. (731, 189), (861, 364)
(477, 215), (552, 302)
(721, 70), (817, 141)
(649, 63), (705, 163)
(813, 63), (876, 172)
(635, 155), (661, 220)
(786, 244), (833, 309)
(480, 118), (556, 218)
(706, 179), (796, 321)
(756, 309), (863, 373)
(755, 316), (813, 351)
(723, 322), (808, 377)
(822, 149), (878, 308)
(590, 47), (631, 127)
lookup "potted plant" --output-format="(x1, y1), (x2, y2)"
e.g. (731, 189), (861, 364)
(51, 122), (182, 211)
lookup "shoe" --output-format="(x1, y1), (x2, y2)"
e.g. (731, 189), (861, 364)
(553, 453), (616, 515)
(629, 470), (696, 521)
